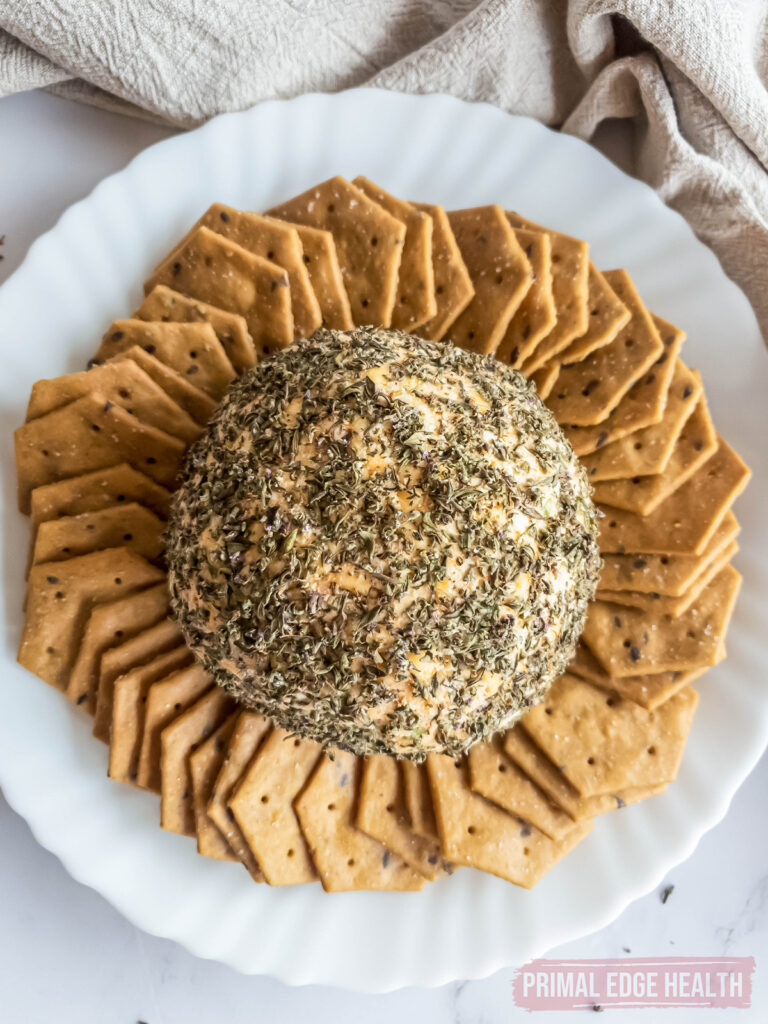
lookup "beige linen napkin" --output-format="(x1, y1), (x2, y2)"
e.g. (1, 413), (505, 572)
(1, 0), (766, 337)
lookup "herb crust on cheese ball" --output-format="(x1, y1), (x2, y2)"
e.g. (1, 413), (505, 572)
(167, 326), (600, 760)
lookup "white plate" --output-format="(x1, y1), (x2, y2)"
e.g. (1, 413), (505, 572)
(0, 90), (766, 992)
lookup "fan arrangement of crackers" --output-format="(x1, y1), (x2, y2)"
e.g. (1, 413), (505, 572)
(13, 176), (751, 893)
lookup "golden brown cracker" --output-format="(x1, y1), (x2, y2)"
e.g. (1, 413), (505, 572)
(495, 227), (555, 367)
(522, 674), (699, 797)
(295, 751), (424, 893)
(189, 714), (239, 861)
(32, 502), (165, 569)
(288, 222), (354, 330)
(269, 176), (406, 328)
(353, 178), (436, 332)
(529, 362), (560, 400)
(136, 285), (256, 371)
(569, 642), (709, 711)
(17, 548), (163, 692)
(228, 727), (322, 885)
(107, 346), (216, 425)
(401, 760), (440, 841)
(599, 439), (751, 555)
(554, 264), (630, 366)
(411, 202), (474, 340)
(444, 205), (532, 356)
(145, 226), (294, 354)
(29, 464), (171, 527)
(427, 754), (592, 888)
(582, 564), (742, 678)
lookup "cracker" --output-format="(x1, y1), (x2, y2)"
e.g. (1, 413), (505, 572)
(26, 361), (202, 445)
(164, 204), (321, 338)
(207, 711), (271, 881)
(444, 205), (532, 356)
(529, 362), (560, 400)
(14, 392), (186, 512)
(598, 511), (740, 596)
(546, 271), (664, 426)
(503, 726), (667, 820)
(356, 754), (447, 881)
(582, 564), (742, 677)
(468, 735), (577, 840)
(401, 760), (439, 841)
(599, 439), (751, 555)
(522, 674), (698, 797)
(353, 178), (436, 331)
(426, 754), (592, 888)
(32, 502), (165, 569)
(554, 264), (630, 367)
(93, 320), (235, 401)
(578, 359), (700, 472)
(228, 727), (322, 885)
(107, 347), (216, 425)
(136, 285), (256, 371)
(29, 464), (171, 526)
(65, 581), (170, 712)
(411, 202), (474, 340)
(189, 714), (239, 860)
(564, 314), (685, 452)
(495, 228), (555, 368)
(268, 176), (406, 328)
(136, 663), (212, 793)
(507, 214), (589, 373)
(294, 751), (424, 893)
(17, 548), (163, 691)
(160, 687), (234, 835)
(288, 222), (353, 330)
(145, 226), (293, 353)
(108, 645), (192, 782)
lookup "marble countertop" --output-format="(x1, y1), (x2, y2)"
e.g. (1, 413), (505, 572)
(0, 89), (765, 1024)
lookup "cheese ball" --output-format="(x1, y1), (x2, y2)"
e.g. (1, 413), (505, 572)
(167, 327), (600, 759)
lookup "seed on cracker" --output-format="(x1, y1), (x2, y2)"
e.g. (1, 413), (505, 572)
(496, 228), (555, 368)
(136, 285), (256, 371)
(555, 264), (631, 366)
(189, 714), (239, 860)
(228, 727), (322, 885)
(401, 760), (440, 841)
(444, 205), (532, 356)
(31, 502), (165, 571)
(269, 176), (406, 328)
(294, 751), (424, 892)
(411, 201), (474, 340)
(107, 347), (216, 424)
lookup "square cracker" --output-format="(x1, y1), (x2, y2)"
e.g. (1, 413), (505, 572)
(108, 643), (192, 783)
(93, 320), (235, 401)
(509, 215), (589, 374)
(593, 393), (718, 515)
(579, 359), (700, 475)
(17, 548), (163, 691)
(569, 642), (709, 711)
(189, 714), (239, 860)
(401, 760), (440, 841)
(287, 222), (353, 330)
(356, 754), (447, 881)
(161, 204), (320, 338)
(426, 754), (592, 888)
(411, 202), (474, 340)
(564, 314), (685, 453)
(598, 511), (740, 596)
(26, 360), (202, 444)
(503, 727), (667, 820)
(295, 751), (424, 893)
(29, 464), (171, 526)
(268, 176), (406, 328)
(207, 711), (271, 881)
(106, 347), (216, 425)
(228, 727), (322, 885)
(65, 581), (169, 712)
(136, 285), (256, 371)
(145, 226), (294, 354)
(15, 392), (186, 512)
(32, 502), (165, 570)
(353, 178), (436, 332)
(160, 687), (235, 836)
(495, 227), (555, 368)
(582, 564), (742, 678)
(529, 362), (560, 400)
(444, 205), (532, 356)
(468, 736), (577, 841)
(546, 270), (664, 427)
(136, 663), (212, 793)
(599, 439), (751, 555)
(554, 263), (630, 366)
(521, 674), (699, 797)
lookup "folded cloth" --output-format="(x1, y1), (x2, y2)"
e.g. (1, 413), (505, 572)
(1, 0), (766, 339)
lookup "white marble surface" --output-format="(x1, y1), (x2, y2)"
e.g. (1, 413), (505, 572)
(0, 90), (766, 1024)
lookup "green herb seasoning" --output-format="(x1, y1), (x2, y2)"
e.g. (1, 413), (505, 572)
(167, 327), (600, 759)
